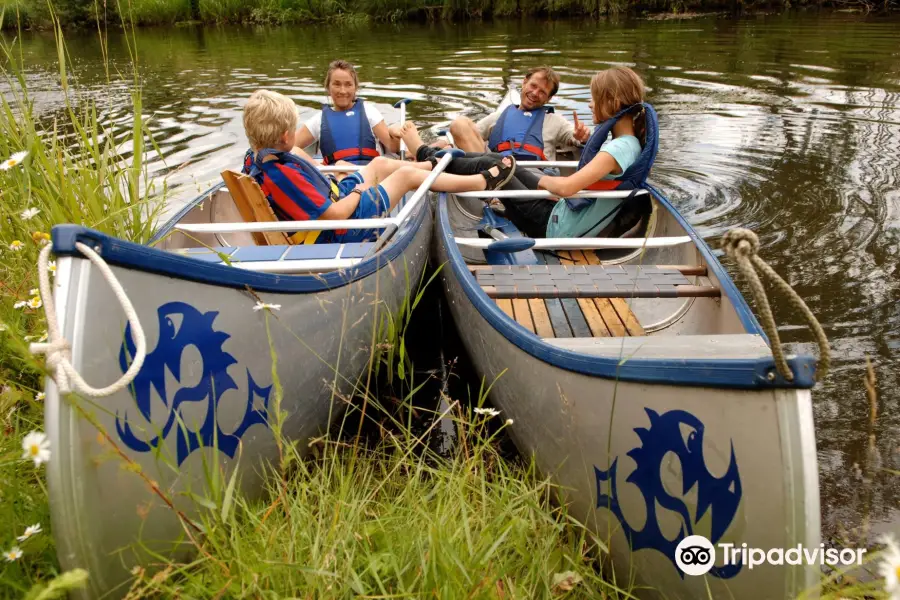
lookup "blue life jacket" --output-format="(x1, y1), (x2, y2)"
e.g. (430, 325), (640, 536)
(319, 99), (380, 165)
(250, 148), (341, 243)
(487, 105), (552, 161)
(565, 102), (659, 211)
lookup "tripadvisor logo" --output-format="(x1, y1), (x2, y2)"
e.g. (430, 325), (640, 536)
(674, 535), (867, 576)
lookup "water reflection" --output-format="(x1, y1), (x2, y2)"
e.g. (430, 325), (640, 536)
(5, 11), (900, 545)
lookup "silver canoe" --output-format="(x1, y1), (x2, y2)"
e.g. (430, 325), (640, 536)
(43, 161), (434, 598)
(434, 188), (820, 599)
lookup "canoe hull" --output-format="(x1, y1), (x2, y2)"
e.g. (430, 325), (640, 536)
(433, 192), (820, 599)
(45, 198), (433, 598)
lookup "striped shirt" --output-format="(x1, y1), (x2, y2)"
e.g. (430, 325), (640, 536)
(242, 149), (333, 222)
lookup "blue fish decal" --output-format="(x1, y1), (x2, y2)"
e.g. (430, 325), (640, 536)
(115, 301), (271, 465)
(595, 408), (742, 578)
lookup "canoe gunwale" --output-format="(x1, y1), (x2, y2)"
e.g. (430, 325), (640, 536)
(149, 181), (227, 245)
(435, 189), (818, 389)
(49, 186), (430, 295)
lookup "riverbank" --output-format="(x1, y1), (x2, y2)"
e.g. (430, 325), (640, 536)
(1, 0), (896, 30)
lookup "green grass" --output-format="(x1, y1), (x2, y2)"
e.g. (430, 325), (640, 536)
(0, 12), (162, 597)
(117, 397), (622, 598)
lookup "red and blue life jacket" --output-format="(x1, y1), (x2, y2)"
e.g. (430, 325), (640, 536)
(248, 148), (342, 243)
(565, 102), (659, 211)
(487, 105), (552, 161)
(319, 99), (380, 165)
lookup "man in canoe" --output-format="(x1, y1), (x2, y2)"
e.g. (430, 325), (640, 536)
(447, 66), (591, 161)
(292, 59), (404, 165)
(399, 67), (652, 240)
(240, 89), (517, 244)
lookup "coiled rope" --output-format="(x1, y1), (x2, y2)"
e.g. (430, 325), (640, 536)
(721, 228), (830, 382)
(29, 242), (147, 397)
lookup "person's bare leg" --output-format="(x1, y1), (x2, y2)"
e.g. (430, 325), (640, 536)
(331, 159), (355, 182)
(449, 117), (486, 153)
(378, 166), (492, 209)
(357, 156), (436, 189)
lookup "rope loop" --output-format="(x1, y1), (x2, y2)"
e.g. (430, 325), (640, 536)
(30, 242), (147, 398)
(721, 227), (830, 382)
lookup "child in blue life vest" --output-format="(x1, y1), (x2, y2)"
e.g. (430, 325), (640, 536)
(241, 90), (517, 244)
(293, 60), (403, 166)
(503, 66), (649, 238)
(539, 67), (648, 238)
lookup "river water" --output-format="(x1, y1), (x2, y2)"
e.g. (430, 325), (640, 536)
(7, 12), (900, 547)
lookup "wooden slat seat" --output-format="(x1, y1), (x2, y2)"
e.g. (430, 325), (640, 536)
(221, 169), (292, 246)
(475, 251), (711, 339)
(472, 263), (718, 299)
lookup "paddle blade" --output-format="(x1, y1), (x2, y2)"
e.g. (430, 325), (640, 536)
(486, 238), (536, 253)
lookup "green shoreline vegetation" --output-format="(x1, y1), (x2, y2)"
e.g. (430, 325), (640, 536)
(0, 10), (896, 599)
(0, 0), (896, 30)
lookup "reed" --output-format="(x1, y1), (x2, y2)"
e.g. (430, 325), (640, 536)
(0, 11), (162, 596)
(114, 360), (622, 598)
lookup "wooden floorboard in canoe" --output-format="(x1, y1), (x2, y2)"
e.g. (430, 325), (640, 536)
(534, 252), (574, 338)
(511, 298), (535, 333)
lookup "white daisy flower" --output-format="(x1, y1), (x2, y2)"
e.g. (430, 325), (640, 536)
(29, 288), (39, 296)
(474, 407), (500, 417)
(3, 547), (23, 562)
(21, 431), (51, 466)
(0, 150), (28, 171)
(879, 534), (900, 599)
(9, 240), (24, 251)
(20, 207), (40, 220)
(253, 301), (281, 312)
(35, 392), (46, 402)
(48, 261), (57, 276)
(16, 523), (42, 542)
(27, 297), (42, 309)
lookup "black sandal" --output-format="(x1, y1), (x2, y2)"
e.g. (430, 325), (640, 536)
(480, 156), (517, 191)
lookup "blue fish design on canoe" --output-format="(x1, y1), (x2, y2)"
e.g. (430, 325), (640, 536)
(595, 408), (743, 578)
(116, 301), (271, 465)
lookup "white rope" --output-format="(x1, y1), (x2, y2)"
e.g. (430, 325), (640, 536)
(30, 242), (147, 397)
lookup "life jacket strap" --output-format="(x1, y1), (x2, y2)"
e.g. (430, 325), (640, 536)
(585, 179), (622, 191)
(495, 141), (547, 161)
(322, 147), (380, 165)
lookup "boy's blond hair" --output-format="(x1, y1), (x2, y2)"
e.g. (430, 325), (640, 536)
(243, 90), (298, 151)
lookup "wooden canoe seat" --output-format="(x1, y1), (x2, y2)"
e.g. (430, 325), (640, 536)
(476, 250), (712, 339)
(472, 264), (719, 299)
(220, 169), (297, 247)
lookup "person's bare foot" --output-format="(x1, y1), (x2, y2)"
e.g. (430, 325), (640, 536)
(400, 121), (425, 158)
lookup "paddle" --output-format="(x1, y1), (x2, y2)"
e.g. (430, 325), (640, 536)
(393, 99), (413, 160)
(484, 238), (537, 253)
